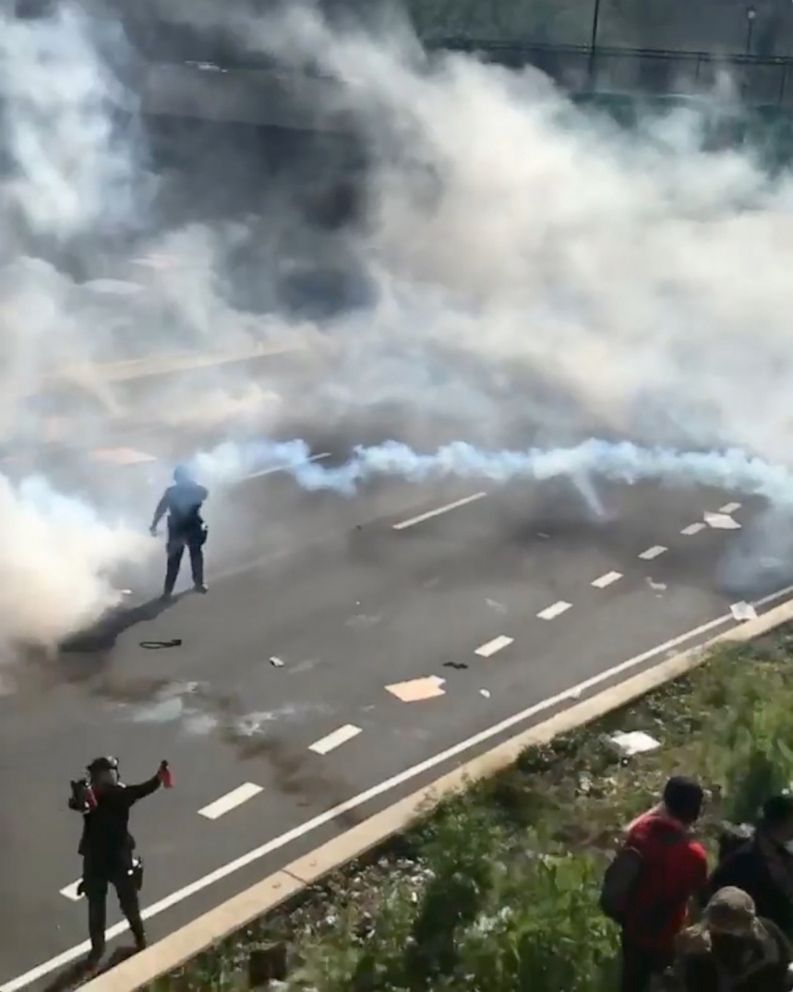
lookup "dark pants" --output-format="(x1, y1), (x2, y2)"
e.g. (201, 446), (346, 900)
(84, 870), (145, 960)
(164, 528), (204, 595)
(620, 936), (672, 992)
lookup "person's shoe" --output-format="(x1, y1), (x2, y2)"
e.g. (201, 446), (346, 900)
(161, 590), (174, 602)
(133, 935), (147, 953)
(83, 953), (103, 977)
(193, 583), (208, 594)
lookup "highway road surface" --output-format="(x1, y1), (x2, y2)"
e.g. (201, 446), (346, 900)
(0, 414), (788, 991)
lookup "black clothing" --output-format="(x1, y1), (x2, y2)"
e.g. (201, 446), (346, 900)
(165, 533), (204, 595)
(152, 481), (208, 595)
(85, 870), (145, 960)
(708, 837), (793, 937)
(153, 481), (208, 533)
(78, 776), (161, 873)
(620, 936), (672, 992)
(77, 776), (160, 960)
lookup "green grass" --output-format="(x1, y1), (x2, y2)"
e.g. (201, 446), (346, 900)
(157, 630), (793, 992)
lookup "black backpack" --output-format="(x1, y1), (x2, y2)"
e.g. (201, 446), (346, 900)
(601, 830), (685, 926)
(600, 844), (645, 924)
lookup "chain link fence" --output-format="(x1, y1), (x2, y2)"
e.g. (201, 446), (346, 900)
(409, 0), (793, 56)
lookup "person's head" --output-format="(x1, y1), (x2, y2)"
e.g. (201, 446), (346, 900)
(663, 775), (704, 825)
(704, 887), (763, 960)
(173, 465), (192, 485)
(717, 821), (754, 863)
(760, 793), (793, 843)
(87, 755), (119, 789)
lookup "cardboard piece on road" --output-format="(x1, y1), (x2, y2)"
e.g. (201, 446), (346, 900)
(704, 512), (741, 530)
(610, 731), (661, 756)
(385, 676), (446, 702)
(91, 447), (157, 465)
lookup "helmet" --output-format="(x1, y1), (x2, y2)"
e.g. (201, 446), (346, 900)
(87, 756), (119, 776)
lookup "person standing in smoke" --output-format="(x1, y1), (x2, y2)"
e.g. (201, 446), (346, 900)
(150, 465), (209, 599)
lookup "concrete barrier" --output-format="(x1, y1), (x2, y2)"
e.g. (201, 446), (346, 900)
(80, 595), (793, 992)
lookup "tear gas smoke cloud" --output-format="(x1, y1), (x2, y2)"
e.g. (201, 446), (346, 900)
(4, 0), (793, 648)
(0, 475), (149, 648)
(0, 3), (139, 239)
(194, 436), (793, 508)
(210, 3), (793, 461)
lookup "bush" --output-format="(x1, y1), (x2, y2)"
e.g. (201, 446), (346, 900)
(457, 850), (618, 992)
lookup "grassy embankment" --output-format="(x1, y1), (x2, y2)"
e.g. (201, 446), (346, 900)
(159, 629), (793, 992)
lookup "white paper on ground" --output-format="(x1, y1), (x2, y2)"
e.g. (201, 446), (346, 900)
(610, 731), (661, 756)
(730, 602), (758, 622)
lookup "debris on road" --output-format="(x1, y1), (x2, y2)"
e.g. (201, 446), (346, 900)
(479, 688), (491, 699)
(731, 601), (758, 622)
(486, 598), (507, 614)
(270, 656), (285, 668)
(646, 577), (667, 595)
(704, 511), (741, 530)
(385, 675), (446, 702)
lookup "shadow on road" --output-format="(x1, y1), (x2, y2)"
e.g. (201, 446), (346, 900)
(42, 946), (139, 992)
(61, 595), (185, 655)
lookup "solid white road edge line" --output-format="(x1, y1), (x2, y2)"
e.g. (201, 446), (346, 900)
(592, 571), (622, 589)
(392, 491), (487, 531)
(474, 635), (514, 658)
(7, 581), (793, 992)
(309, 724), (362, 755)
(198, 784), (264, 821)
(238, 452), (332, 482)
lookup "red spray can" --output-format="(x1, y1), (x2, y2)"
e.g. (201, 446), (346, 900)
(159, 760), (173, 789)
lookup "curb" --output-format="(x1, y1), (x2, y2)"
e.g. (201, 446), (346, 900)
(81, 596), (793, 992)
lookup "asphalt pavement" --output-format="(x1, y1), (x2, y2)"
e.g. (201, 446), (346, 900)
(0, 416), (788, 992)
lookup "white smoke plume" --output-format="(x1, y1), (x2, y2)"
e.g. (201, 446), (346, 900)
(202, 3), (793, 461)
(193, 435), (793, 505)
(0, 475), (149, 649)
(4, 0), (793, 648)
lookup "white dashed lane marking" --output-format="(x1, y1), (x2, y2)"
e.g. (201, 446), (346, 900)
(309, 724), (362, 755)
(681, 523), (706, 536)
(639, 545), (667, 560)
(198, 783), (264, 820)
(537, 601), (572, 621)
(90, 447), (157, 465)
(240, 452), (332, 481)
(719, 502), (742, 515)
(392, 492), (487, 531)
(591, 571), (622, 589)
(475, 635), (514, 658)
(59, 880), (83, 902)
